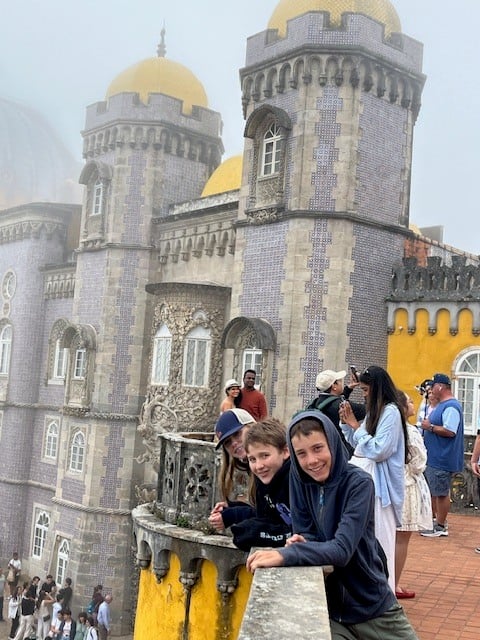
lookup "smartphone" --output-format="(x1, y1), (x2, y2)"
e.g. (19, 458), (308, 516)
(350, 365), (359, 382)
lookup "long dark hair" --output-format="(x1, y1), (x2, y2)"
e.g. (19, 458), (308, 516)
(359, 366), (409, 463)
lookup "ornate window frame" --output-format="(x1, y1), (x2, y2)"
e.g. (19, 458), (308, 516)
(47, 319), (71, 385)
(32, 508), (50, 559)
(62, 323), (97, 409)
(79, 161), (113, 243)
(182, 322), (211, 388)
(43, 417), (59, 461)
(68, 429), (86, 474)
(244, 105), (291, 216)
(55, 538), (70, 586)
(151, 324), (172, 385)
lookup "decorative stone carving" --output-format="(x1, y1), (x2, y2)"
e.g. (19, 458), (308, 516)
(245, 208), (279, 225)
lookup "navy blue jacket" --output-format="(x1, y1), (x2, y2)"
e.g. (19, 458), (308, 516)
(221, 458), (291, 551)
(280, 410), (395, 625)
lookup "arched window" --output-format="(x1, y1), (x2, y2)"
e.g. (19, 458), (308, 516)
(53, 339), (68, 380)
(151, 324), (172, 385)
(44, 420), (59, 460)
(0, 324), (12, 375)
(69, 431), (85, 473)
(32, 510), (50, 558)
(73, 348), (87, 379)
(261, 123), (282, 176)
(2, 271), (16, 299)
(455, 350), (480, 435)
(92, 179), (104, 216)
(56, 539), (70, 586)
(182, 325), (211, 387)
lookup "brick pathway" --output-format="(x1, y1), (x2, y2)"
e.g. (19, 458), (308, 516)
(400, 512), (480, 640)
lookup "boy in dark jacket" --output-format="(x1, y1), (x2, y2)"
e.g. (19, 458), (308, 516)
(209, 418), (291, 552)
(247, 410), (418, 639)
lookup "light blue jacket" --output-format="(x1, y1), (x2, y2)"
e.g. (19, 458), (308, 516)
(341, 403), (405, 526)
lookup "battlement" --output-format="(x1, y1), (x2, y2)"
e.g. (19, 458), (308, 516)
(389, 256), (480, 302)
(84, 91), (222, 138)
(245, 11), (423, 75)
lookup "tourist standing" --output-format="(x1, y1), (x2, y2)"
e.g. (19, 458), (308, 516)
(97, 594), (112, 640)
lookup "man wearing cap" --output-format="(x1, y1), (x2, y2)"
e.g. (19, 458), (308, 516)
(307, 369), (366, 457)
(239, 370), (268, 421)
(420, 373), (464, 537)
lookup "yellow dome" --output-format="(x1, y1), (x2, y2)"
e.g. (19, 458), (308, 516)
(201, 155), (243, 197)
(106, 56), (208, 115)
(268, 0), (401, 37)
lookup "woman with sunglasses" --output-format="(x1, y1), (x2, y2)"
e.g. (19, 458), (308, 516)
(339, 365), (408, 592)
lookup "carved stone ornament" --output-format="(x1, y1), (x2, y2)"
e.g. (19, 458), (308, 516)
(245, 208), (279, 225)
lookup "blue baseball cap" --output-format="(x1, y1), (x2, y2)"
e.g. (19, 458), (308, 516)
(432, 373), (451, 386)
(214, 409), (255, 449)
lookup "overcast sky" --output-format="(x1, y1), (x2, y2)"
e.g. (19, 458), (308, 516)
(1, 0), (478, 254)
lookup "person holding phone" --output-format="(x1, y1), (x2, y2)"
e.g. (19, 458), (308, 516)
(306, 368), (366, 457)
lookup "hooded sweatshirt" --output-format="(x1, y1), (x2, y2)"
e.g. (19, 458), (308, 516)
(279, 410), (396, 625)
(222, 458), (291, 552)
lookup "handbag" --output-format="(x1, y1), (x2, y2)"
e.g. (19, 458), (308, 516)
(7, 569), (15, 582)
(43, 614), (51, 622)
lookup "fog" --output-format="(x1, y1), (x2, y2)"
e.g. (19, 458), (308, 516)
(1, 0), (478, 253)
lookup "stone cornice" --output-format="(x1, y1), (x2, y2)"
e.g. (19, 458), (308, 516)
(0, 219), (67, 244)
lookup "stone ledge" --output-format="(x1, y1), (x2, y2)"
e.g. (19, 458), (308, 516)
(239, 561), (332, 640)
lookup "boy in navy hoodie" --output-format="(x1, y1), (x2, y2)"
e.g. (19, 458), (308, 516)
(209, 418), (291, 552)
(247, 411), (418, 640)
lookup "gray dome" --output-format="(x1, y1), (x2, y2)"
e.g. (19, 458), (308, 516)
(0, 97), (81, 208)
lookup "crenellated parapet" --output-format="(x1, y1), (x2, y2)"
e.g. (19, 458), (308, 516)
(82, 92), (223, 163)
(387, 256), (480, 335)
(241, 12), (424, 118)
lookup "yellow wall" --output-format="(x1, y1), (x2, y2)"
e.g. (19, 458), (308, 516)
(134, 553), (252, 640)
(387, 308), (480, 422)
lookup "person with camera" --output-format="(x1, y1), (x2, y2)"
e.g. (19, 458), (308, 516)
(306, 368), (365, 457)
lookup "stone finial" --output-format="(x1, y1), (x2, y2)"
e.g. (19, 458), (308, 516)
(157, 25), (166, 58)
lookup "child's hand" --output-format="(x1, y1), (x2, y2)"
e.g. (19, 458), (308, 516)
(208, 511), (225, 531)
(285, 533), (306, 546)
(246, 550), (284, 572)
(210, 501), (227, 514)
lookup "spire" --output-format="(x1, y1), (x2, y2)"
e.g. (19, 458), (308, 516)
(157, 25), (166, 58)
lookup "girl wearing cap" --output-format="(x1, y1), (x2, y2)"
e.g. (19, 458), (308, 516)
(209, 409), (256, 530)
(219, 379), (242, 414)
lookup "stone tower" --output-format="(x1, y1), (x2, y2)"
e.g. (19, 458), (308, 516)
(231, 0), (425, 416)
(44, 41), (223, 631)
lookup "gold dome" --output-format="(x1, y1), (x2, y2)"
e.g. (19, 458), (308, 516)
(268, 0), (401, 37)
(106, 56), (208, 115)
(201, 155), (243, 197)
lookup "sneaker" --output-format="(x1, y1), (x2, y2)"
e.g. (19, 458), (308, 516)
(421, 523), (448, 537)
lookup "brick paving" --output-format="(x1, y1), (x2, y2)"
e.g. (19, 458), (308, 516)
(399, 512), (480, 640)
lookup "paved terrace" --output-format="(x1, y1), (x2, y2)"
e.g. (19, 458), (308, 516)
(400, 512), (480, 640)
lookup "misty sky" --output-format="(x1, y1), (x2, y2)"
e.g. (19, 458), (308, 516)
(1, 0), (478, 254)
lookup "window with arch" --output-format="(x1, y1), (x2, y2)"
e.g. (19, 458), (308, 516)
(151, 324), (172, 385)
(182, 325), (211, 387)
(56, 539), (70, 586)
(32, 509), (50, 558)
(92, 179), (104, 216)
(69, 430), (85, 473)
(455, 350), (480, 435)
(0, 324), (12, 375)
(261, 123), (282, 177)
(44, 419), (59, 460)
(73, 348), (87, 379)
(53, 339), (68, 380)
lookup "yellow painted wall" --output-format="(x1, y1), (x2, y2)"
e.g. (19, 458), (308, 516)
(387, 308), (480, 422)
(134, 553), (252, 640)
